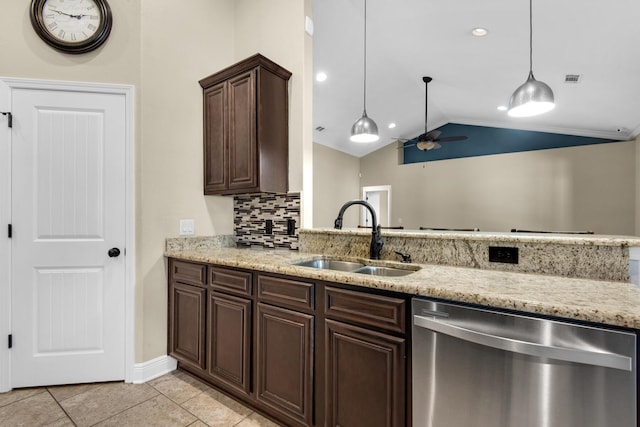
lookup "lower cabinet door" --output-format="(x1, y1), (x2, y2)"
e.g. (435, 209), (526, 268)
(168, 282), (207, 371)
(256, 303), (314, 426)
(325, 319), (406, 427)
(208, 292), (252, 396)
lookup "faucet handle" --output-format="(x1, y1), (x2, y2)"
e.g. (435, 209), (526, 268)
(394, 251), (412, 263)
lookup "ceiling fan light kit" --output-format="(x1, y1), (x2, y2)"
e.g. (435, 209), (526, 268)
(508, 0), (555, 118)
(350, 0), (379, 143)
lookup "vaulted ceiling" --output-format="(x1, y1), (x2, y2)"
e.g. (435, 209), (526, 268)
(312, 0), (640, 157)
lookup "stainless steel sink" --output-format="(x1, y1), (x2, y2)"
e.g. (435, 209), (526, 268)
(292, 257), (417, 276)
(352, 265), (415, 277)
(293, 258), (365, 272)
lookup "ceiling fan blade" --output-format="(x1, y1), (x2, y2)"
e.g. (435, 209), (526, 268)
(433, 135), (468, 142)
(422, 130), (441, 141)
(397, 143), (417, 149)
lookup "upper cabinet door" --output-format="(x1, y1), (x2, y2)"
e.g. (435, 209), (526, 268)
(199, 54), (292, 196)
(228, 71), (258, 191)
(203, 82), (228, 193)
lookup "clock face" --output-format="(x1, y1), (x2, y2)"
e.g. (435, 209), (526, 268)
(30, 0), (113, 54)
(42, 0), (102, 43)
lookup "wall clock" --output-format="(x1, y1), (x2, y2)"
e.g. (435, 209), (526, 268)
(30, 0), (113, 54)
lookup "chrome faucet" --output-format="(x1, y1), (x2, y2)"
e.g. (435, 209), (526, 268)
(334, 200), (384, 260)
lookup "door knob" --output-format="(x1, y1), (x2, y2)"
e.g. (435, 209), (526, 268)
(108, 248), (121, 258)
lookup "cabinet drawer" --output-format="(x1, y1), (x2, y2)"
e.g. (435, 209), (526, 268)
(171, 259), (207, 287)
(257, 274), (314, 311)
(210, 267), (252, 297)
(325, 286), (406, 334)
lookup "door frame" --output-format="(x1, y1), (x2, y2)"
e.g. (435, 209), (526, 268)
(0, 77), (136, 392)
(361, 185), (392, 227)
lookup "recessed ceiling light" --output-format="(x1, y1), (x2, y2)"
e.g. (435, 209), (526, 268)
(471, 28), (488, 37)
(388, 123), (396, 129)
(316, 72), (328, 82)
(497, 105), (508, 111)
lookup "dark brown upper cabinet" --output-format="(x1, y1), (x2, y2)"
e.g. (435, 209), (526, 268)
(199, 54), (292, 195)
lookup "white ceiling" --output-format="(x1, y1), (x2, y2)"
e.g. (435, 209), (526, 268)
(312, 0), (640, 158)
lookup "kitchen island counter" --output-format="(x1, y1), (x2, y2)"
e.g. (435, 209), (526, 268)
(165, 246), (640, 329)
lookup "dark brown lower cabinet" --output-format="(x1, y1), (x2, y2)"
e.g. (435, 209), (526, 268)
(256, 302), (314, 427)
(168, 282), (207, 372)
(207, 292), (252, 397)
(168, 259), (409, 427)
(325, 319), (406, 427)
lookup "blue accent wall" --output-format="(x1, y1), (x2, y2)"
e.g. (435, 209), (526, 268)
(402, 123), (620, 164)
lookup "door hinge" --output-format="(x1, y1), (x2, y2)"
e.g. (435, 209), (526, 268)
(8, 334), (12, 349)
(0, 112), (12, 128)
(7, 224), (11, 238)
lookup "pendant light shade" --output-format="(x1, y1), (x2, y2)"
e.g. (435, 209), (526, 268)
(350, 0), (379, 143)
(508, 0), (554, 118)
(508, 71), (555, 117)
(350, 110), (379, 143)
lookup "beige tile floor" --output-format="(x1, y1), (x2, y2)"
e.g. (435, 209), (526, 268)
(0, 370), (282, 427)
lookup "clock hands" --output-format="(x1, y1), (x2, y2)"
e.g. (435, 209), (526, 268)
(51, 9), (90, 19)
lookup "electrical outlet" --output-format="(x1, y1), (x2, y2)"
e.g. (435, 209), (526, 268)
(179, 219), (195, 236)
(489, 246), (519, 264)
(287, 218), (296, 236)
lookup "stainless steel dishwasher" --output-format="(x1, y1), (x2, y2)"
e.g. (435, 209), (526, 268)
(412, 298), (637, 427)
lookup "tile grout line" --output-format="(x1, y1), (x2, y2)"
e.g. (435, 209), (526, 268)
(85, 388), (162, 427)
(233, 411), (255, 426)
(45, 389), (78, 427)
(147, 380), (211, 426)
(0, 388), (47, 409)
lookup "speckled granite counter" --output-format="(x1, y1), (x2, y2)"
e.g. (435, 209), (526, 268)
(165, 246), (640, 330)
(300, 229), (640, 282)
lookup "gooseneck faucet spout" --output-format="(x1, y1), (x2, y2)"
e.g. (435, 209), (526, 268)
(334, 200), (384, 260)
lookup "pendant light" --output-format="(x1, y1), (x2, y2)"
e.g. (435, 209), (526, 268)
(508, 0), (555, 117)
(350, 0), (379, 143)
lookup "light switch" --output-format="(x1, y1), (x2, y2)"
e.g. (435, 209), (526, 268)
(179, 219), (195, 236)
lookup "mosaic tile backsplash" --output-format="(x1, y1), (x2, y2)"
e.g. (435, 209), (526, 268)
(234, 193), (300, 249)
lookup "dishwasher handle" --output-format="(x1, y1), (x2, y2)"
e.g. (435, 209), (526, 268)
(414, 314), (632, 371)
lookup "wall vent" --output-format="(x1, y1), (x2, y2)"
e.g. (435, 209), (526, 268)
(564, 74), (581, 83)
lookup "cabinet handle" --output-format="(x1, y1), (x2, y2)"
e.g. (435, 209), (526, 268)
(413, 315), (632, 371)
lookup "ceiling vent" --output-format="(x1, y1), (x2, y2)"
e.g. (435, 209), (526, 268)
(315, 126), (325, 132)
(564, 74), (581, 83)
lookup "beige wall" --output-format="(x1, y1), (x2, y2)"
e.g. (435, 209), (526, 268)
(358, 140), (637, 235)
(139, 1), (236, 362)
(0, 1), (309, 364)
(637, 136), (640, 235)
(313, 143), (361, 228)
(0, 1), (142, 84)
(234, 0), (312, 194)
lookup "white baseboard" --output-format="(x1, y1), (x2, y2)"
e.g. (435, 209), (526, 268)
(130, 355), (177, 384)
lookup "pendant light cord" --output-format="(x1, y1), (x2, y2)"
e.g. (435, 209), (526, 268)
(363, 0), (368, 112)
(529, 0), (533, 73)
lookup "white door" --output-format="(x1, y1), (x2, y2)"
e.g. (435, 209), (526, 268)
(11, 87), (126, 387)
(362, 186), (391, 227)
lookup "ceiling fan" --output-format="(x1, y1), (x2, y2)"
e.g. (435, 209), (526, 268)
(398, 77), (468, 151)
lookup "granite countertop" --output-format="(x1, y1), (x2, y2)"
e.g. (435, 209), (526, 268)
(165, 247), (640, 330)
(304, 227), (640, 247)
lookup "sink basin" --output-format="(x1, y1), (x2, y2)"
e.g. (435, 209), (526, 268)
(351, 265), (415, 277)
(293, 258), (365, 272)
(292, 257), (417, 276)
